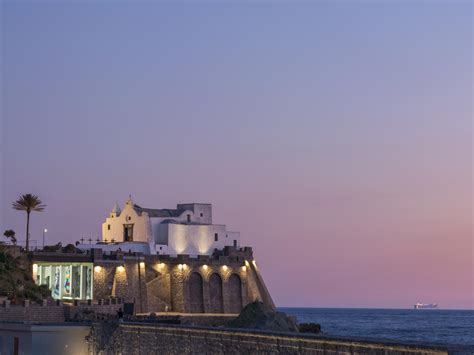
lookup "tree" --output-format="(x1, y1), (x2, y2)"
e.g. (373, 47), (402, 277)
(12, 194), (46, 251)
(3, 230), (17, 245)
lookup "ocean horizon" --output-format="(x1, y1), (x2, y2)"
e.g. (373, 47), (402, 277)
(280, 306), (474, 311)
(279, 307), (474, 349)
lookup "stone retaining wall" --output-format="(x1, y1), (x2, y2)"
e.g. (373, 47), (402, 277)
(0, 299), (123, 323)
(90, 322), (450, 355)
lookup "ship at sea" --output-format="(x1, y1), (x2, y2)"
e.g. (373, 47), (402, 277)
(414, 302), (438, 309)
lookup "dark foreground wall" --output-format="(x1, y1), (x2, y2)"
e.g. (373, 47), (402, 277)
(89, 322), (450, 355)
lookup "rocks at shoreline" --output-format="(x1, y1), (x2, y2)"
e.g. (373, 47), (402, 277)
(227, 301), (299, 332)
(298, 322), (322, 334)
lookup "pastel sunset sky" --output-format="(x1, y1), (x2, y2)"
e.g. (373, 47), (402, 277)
(1, 1), (472, 309)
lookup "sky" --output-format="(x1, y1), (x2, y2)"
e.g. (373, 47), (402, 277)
(1, 1), (472, 309)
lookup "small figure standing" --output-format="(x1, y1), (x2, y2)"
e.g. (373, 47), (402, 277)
(117, 307), (124, 322)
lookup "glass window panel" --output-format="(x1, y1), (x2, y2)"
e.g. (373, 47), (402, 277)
(62, 265), (72, 298)
(53, 266), (61, 299)
(72, 266), (81, 299)
(85, 266), (92, 299)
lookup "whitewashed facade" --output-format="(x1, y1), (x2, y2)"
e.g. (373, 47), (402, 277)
(99, 197), (240, 256)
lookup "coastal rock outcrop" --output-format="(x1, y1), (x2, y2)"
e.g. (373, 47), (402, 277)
(227, 301), (298, 332)
(298, 322), (322, 334)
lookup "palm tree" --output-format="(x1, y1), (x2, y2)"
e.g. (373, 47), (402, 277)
(3, 230), (16, 245)
(12, 194), (46, 251)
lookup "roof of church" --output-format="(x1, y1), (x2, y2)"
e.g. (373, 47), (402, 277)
(133, 204), (183, 218)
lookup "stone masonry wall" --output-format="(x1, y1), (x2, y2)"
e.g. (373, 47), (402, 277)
(90, 250), (271, 315)
(32, 247), (273, 315)
(0, 302), (66, 323)
(90, 323), (449, 355)
(0, 300), (123, 323)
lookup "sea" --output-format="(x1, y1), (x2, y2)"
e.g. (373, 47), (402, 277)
(280, 308), (474, 350)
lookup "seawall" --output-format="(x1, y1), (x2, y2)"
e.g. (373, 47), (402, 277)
(0, 299), (123, 323)
(89, 322), (452, 355)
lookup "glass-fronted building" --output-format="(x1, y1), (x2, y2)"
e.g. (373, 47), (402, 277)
(35, 263), (93, 300)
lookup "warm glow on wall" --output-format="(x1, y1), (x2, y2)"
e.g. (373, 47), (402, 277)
(178, 264), (183, 270)
(32, 263), (38, 273)
(222, 265), (228, 271)
(242, 266), (246, 272)
(158, 263), (165, 269)
(117, 265), (125, 272)
(139, 262), (145, 268)
(203, 265), (208, 270)
(245, 260), (250, 267)
(94, 265), (102, 273)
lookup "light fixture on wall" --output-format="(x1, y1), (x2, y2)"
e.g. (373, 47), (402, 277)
(242, 266), (247, 272)
(222, 265), (228, 271)
(94, 265), (102, 273)
(245, 260), (250, 267)
(139, 262), (145, 269)
(158, 263), (165, 269)
(202, 265), (208, 270)
(178, 264), (183, 270)
(117, 265), (125, 273)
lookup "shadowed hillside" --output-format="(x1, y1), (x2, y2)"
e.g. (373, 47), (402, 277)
(0, 245), (50, 302)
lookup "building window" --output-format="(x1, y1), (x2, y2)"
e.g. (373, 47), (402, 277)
(107, 224), (111, 230)
(233, 240), (237, 247)
(187, 214), (191, 222)
(200, 213), (203, 217)
(124, 224), (134, 242)
(214, 233), (218, 242)
(35, 263), (93, 301)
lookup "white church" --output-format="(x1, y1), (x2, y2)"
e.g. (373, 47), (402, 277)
(86, 197), (241, 256)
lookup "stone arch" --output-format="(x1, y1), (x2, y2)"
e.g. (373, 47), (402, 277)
(208, 273), (224, 313)
(187, 272), (204, 313)
(227, 274), (243, 313)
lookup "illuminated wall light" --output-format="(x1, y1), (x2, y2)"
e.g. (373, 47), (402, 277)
(158, 263), (165, 269)
(242, 266), (247, 272)
(203, 265), (208, 270)
(94, 265), (102, 273)
(32, 264), (38, 273)
(245, 260), (250, 267)
(222, 265), (228, 271)
(178, 264), (183, 270)
(117, 265), (125, 273)
(252, 260), (257, 268)
(139, 262), (145, 269)
(182, 264), (188, 270)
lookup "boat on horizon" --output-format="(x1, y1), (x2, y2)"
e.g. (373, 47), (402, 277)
(414, 302), (438, 309)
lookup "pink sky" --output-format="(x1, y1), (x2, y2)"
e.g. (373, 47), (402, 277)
(1, 2), (472, 309)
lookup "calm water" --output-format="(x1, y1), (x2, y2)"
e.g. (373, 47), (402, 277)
(280, 308), (474, 349)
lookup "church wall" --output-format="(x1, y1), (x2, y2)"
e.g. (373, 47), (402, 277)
(102, 204), (149, 244)
(177, 203), (213, 224)
(165, 223), (239, 256)
(101, 201), (240, 257)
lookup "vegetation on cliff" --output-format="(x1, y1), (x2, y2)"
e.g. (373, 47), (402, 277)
(0, 244), (50, 302)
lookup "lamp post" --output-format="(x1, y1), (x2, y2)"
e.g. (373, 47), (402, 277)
(42, 228), (48, 249)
